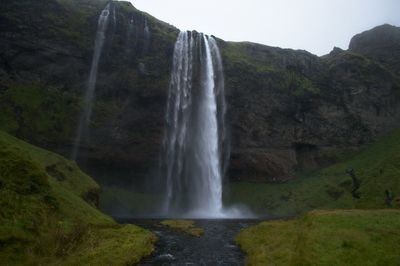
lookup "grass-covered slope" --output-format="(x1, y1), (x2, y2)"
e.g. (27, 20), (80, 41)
(236, 209), (400, 266)
(226, 129), (400, 216)
(0, 131), (155, 265)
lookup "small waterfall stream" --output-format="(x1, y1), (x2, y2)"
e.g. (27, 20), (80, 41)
(142, 17), (151, 55)
(126, 15), (134, 47)
(161, 31), (240, 218)
(71, 4), (110, 160)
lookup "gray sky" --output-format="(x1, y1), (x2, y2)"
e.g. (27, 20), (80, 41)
(127, 0), (400, 55)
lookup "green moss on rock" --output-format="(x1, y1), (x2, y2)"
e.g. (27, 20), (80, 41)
(0, 80), (80, 146)
(160, 220), (204, 237)
(226, 129), (400, 216)
(0, 131), (155, 265)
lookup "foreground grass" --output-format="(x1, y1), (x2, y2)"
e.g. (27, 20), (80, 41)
(160, 220), (204, 237)
(236, 209), (400, 266)
(227, 129), (400, 216)
(0, 131), (155, 265)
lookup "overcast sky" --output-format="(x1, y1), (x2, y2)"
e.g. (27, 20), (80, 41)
(126, 0), (400, 55)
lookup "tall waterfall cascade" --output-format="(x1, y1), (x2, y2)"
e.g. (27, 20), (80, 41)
(71, 4), (111, 160)
(161, 31), (240, 218)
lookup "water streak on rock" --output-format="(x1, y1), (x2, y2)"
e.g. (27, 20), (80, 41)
(71, 4), (110, 160)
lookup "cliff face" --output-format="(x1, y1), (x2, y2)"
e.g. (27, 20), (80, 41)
(0, 0), (178, 184)
(1, 0), (399, 185)
(349, 24), (400, 76)
(222, 40), (400, 181)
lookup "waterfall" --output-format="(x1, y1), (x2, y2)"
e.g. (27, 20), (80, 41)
(209, 36), (230, 180)
(71, 4), (110, 160)
(112, 5), (117, 27)
(142, 17), (150, 55)
(161, 31), (231, 218)
(126, 15), (134, 47)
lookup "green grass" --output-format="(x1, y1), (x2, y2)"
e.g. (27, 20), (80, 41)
(160, 220), (204, 237)
(236, 209), (400, 266)
(226, 129), (400, 216)
(221, 42), (277, 73)
(0, 131), (155, 265)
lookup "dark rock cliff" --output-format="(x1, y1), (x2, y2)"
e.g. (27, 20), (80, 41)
(349, 24), (400, 76)
(0, 0), (399, 185)
(222, 40), (400, 181)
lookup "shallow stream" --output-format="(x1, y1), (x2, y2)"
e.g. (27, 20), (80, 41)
(120, 219), (258, 266)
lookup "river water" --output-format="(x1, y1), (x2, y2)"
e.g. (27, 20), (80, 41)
(119, 219), (258, 266)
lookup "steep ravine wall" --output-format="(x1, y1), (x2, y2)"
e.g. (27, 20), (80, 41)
(1, 0), (400, 185)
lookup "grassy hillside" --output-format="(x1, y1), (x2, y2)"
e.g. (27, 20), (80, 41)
(0, 130), (155, 265)
(226, 129), (400, 216)
(236, 209), (400, 266)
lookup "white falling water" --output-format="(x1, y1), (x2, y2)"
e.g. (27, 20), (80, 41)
(126, 15), (134, 47)
(161, 31), (243, 218)
(162, 31), (192, 213)
(144, 17), (150, 37)
(142, 17), (151, 55)
(209, 37), (230, 179)
(195, 34), (222, 213)
(71, 4), (110, 160)
(112, 5), (117, 27)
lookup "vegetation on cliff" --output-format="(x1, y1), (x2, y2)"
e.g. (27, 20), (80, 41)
(0, 131), (155, 265)
(227, 128), (400, 216)
(0, 80), (80, 147)
(1, 0), (399, 190)
(220, 34), (400, 182)
(1, 0), (178, 178)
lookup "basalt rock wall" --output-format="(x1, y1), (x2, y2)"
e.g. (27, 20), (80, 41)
(1, 1), (399, 184)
